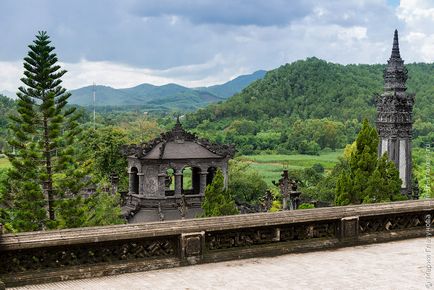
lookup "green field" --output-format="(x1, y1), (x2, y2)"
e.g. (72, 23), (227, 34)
(0, 158), (11, 169)
(236, 150), (343, 185)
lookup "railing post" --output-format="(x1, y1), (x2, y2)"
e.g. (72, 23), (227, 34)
(340, 216), (359, 241)
(180, 231), (205, 265)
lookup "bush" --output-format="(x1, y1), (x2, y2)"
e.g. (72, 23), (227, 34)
(298, 203), (315, 209)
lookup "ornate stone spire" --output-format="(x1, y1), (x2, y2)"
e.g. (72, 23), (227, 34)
(384, 29), (407, 92)
(391, 29), (401, 59)
(172, 115), (184, 138)
(376, 29), (415, 198)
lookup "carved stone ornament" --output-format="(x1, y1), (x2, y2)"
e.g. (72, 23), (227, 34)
(121, 118), (235, 159)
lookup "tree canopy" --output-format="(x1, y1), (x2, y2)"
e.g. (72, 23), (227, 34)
(335, 119), (404, 205)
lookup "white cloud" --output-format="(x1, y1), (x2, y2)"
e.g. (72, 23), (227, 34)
(397, 0), (434, 62)
(0, 0), (433, 91)
(0, 61), (22, 92)
(0, 58), (246, 91)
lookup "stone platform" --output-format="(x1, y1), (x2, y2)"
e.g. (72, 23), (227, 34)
(11, 238), (431, 290)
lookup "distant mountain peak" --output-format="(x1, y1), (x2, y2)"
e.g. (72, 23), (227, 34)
(0, 90), (16, 99)
(68, 70), (266, 111)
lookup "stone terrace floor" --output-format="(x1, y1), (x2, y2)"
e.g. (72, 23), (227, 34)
(12, 238), (431, 290)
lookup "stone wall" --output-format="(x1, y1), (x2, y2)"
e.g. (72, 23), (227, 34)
(0, 199), (432, 287)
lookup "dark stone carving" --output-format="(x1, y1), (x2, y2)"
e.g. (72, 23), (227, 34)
(340, 216), (359, 240)
(121, 118), (235, 159)
(273, 170), (301, 210)
(375, 29), (414, 197)
(260, 190), (274, 212)
(206, 221), (337, 251)
(185, 236), (201, 256)
(359, 212), (431, 234)
(0, 201), (432, 286)
(180, 232), (204, 265)
(0, 237), (177, 274)
(122, 118), (234, 223)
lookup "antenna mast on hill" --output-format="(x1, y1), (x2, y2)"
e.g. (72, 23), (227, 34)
(93, 82), (96, 130)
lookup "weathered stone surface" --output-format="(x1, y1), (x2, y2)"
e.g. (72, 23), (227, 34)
(341, 216), (359, 240)
(376, 30), (414, 196)
(0, 200), (432, 287)
(9, 238), (432, 290)
(122, 120), (234, 222)
(180, 232), (205, 265)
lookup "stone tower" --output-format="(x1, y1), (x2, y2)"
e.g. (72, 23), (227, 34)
(376, 29), (415, 197)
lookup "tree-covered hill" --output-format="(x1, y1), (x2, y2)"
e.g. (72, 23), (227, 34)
(197, 70), (267, 98)
(185, 58), (434, 154)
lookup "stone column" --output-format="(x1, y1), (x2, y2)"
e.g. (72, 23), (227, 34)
(222, 165), (228, 189)
(282, 195), (288, 210)
(138, 173), (145, 195)
(199, 171), (208, 196)
(157, 173), (166, 197)
(175, 170), (182, 197)
(128, 171), (134, 194)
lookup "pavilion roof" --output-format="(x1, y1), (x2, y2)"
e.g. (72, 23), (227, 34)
(121, 118), (235, 160)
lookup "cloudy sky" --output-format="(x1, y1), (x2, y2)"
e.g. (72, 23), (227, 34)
(0, 0), (433, 91)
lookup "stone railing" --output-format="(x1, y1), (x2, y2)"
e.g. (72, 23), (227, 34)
(0, 199), (432, 287)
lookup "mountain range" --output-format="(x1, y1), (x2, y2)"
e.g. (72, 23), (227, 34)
(68, 70), (266, 111)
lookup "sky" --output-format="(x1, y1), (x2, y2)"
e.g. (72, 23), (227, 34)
(0, 0), (433, 91)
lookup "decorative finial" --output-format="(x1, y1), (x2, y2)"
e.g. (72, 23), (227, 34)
(172, 114), (184, 139)
(391, 29), (401, 59)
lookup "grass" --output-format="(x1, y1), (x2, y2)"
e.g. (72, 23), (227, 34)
(0, 158), (11, 169)
(236, 150), (343, 186)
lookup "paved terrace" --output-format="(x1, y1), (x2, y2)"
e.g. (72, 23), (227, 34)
(12, 238), (432, 290)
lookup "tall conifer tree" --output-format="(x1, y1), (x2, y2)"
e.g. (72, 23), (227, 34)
(201, 169), (239, 217)
(8, 31), (83, 230)
(335, 119), (403, 205)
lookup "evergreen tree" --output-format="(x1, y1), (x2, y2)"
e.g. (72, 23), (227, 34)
(335, 119), (403, 205)
(201, 169), (239, 217)
(7, 31), (84, 231)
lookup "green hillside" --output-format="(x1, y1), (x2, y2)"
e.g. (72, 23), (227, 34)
(199, 70), (267, 98)
(185, 58), (434, 154)
(69, 85), (131, 106)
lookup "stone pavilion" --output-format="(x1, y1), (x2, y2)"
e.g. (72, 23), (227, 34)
(121, 119), (235, 222)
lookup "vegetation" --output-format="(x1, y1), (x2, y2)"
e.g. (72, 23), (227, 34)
(227, 160), (268, 205)
(236, 150), (341, 186)
(5, 31), (87, 230)
(201, 169), (239, 217)
(335, 120), (404, 205)
(0, 158), (10, 169)
(413, 147), (434, 198)
(0, 95), (15, 153)
(0, 39), (432, 232)
(184, 58), (434, 155)
(0, 32), (123, 232)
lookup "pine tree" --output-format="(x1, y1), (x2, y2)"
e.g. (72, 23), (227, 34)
(201, 169), (238, 217)
(335, 119), (403, 205)
(7, 31), (84, 231)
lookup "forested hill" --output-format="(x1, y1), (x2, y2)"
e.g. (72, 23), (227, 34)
(184, 58), (434, 155)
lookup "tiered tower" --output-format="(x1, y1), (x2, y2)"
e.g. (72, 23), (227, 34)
(376, 30), (415, 197)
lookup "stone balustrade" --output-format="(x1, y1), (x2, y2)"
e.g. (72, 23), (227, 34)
(0, 199), (432, 287)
